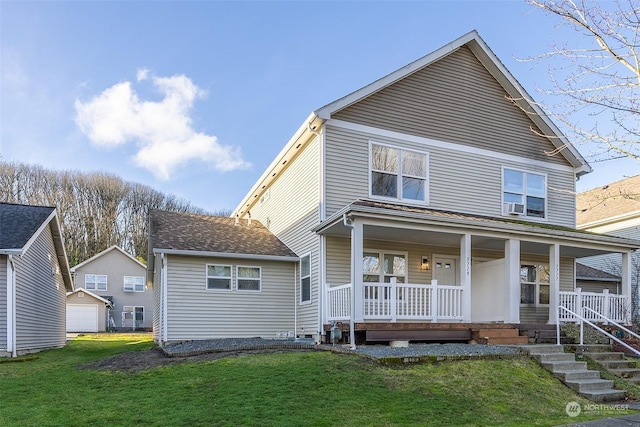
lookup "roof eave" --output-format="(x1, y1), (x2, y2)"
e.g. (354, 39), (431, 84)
(153, 248), (299, 262)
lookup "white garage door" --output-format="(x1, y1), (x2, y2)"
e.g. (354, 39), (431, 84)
(67, 304), (99, 332)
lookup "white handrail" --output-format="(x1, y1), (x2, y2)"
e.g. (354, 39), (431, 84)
(557, 306), (640, 357)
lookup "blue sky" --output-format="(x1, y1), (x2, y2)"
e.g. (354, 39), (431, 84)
(1, 0), (637, 214)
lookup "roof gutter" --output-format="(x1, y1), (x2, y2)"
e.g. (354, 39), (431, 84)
(153, 248), (299, 262)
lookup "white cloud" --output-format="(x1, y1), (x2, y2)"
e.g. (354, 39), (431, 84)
(74, 72), (249, 180)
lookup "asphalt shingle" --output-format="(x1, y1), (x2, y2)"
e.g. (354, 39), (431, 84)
(0, 202), (55, 250)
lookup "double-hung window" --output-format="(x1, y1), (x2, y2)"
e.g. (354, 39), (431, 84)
(520, 264), (550, 306)
(206, 264), (232, 290)
(503, 168), (547, 218)
(300, 254), (311, 303)
(370, 143), (428, 203)
(85, 274), (107, 291)
(124, 276), (145, 292)
(362, 251), (406, 283)
(237, 266), (261, 291)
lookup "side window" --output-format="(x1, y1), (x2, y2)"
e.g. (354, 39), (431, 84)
(237, 266), (261, 291)
(300, 254), (311, 303)
(124, 276), (145, 292)
(503, 168), (547, 218)
(85, 274), (107, 291)
(206, 264), (232, 290)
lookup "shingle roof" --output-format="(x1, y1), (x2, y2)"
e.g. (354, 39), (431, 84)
(0, 202), (55, 249)
(577, 175), (640, 226)
(576, 262), (620, 281)
(149, 209), (298, 259)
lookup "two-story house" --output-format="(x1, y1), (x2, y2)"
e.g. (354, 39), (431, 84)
(70, 245), (152, 331)
(149, 31), (640, 346)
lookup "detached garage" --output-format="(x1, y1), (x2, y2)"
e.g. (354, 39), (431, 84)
(66, 288), (113, 332)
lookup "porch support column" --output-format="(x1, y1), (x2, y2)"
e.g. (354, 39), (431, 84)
(504, 239), (520, 324)
(622, 251), (632, 324)
(547, 243), (560, 325)
(351, 219), (364, 323)
(460, 234), (471, 322)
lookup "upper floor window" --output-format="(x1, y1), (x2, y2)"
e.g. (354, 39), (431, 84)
(206, 264), (232, 291)
(370, 143), (428, 203)
(237, 266), (261, 292)
(300, 254), (311, 303)
(85, 274), (107, 291)
(124, 276), (145, 292)
(503, 168), (546, 218)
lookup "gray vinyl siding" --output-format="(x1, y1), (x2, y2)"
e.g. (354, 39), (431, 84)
(247, 137), (321, 337)
(325, 124), (577, 227)
(14, 225), (66, 352)
(0, 255), (6, 351)
(165, 255), (295, 341)
(332, 46), (568, 167)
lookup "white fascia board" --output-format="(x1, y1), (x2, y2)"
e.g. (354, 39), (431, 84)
(21, 210), (56, 255)
(232, 112), (322, 216)
(0, 249), (23, 255)
(153, 248), (299, 262)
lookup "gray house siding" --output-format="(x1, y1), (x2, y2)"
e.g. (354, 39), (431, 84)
(164, 255), (295, 342)
(0, 255), (6, 353)
(247, 137), (321, 338)
(324, 124), (577, 228)
(14, 225), (66, 353)
(332, 46), (569, 167)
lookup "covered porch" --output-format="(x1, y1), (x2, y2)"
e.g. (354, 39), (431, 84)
(315, 200), (638, 343)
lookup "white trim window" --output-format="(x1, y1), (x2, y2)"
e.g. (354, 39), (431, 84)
(122, 306), (144, 327)
(124, 276), (145, 292)
(370, 142), (428, 203)
(237, 266), (261, 291)
(520, 264), (550, 306)
(85, 274), (107, 291)
(206, 264), (232, 291)
(503, 168), (547, 218)
(362, 251), (406, 283)
(300, 254), (311, 304)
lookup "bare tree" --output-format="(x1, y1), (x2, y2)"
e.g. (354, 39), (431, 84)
(522, 0), (640, 165)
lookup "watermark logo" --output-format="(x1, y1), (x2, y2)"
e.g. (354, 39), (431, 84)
(566, 401), (581, 417)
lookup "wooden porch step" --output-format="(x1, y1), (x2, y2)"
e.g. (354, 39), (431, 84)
(366, 329), (471, 343)
(471, 328), (529, 345)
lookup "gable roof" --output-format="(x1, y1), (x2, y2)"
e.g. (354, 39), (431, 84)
(149, 209), (298, 261)
(70, 244), (146, 272)
(0, 202), (73, 291)
(577, 175), (640, 228)
(234, 30), (591, 217)
(67, 287), (114, 307)
(576, 262), (620, 282)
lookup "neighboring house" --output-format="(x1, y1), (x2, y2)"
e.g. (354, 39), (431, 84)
(0, 202), (73, 357)
(66, 288), (113, 332)
(148, 211), (299, 343)
(576, 262), (621, 295)
(577, 174), (640, 321)
(70, 246), (151, 331)
(149, 30), (640, 345)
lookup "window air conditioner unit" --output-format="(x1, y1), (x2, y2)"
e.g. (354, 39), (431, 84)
(506, 203), (525, 215)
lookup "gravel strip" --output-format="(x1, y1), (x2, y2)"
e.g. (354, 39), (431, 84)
(163, 338), (524, 361)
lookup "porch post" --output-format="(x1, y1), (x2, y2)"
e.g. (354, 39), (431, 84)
(504, 239), (520, 323)
(548, 243), (559, 325)
(460, 233), (471, 322)
(622, 251), (632, 324)
(351, 219), (364, 323)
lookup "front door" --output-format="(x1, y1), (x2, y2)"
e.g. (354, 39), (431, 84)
(433, 256), (458, 286)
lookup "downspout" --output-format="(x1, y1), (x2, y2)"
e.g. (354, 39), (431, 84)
(294, 262), (297, 340)
(342, 214), (356, 350)
(308, 122), (325, 343)
(161, 253), (168, 344)
(7, 254), (17, 357)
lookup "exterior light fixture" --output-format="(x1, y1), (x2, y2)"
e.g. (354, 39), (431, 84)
(420, 256), (431, 271)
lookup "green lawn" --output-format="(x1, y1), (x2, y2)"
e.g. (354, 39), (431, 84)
(0, 334), (635, 426)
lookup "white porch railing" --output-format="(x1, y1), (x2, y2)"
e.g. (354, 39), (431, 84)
(558, 288), (627, 324)
(325, 279), (463, 323)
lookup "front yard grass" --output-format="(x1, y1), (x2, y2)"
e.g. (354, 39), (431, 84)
(0, 334), (635, 426)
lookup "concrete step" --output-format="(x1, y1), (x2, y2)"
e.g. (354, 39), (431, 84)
(534, 353), (577, 363)
(553, 369), (602, 381)
(520, 344), (564, 355)
(609, 368), (640, 379)
(584, 351), (626, 361)
(542, 360), (588, 372)
(565, 378), (615, 393)
(566, 344), (612, 353)
(579, 389), (627, 403)
(599, 360), (637, 369)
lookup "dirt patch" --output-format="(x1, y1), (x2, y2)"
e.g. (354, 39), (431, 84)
(78, 347), (318, 372)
